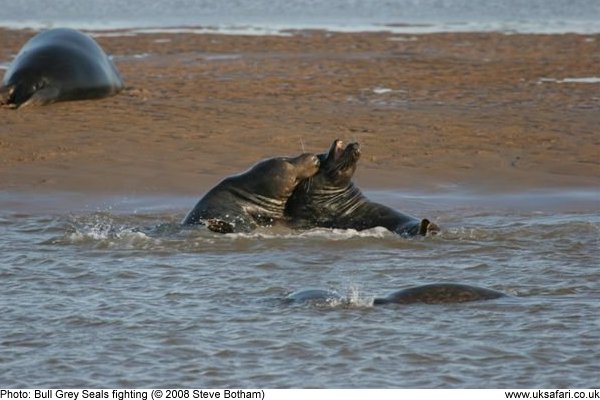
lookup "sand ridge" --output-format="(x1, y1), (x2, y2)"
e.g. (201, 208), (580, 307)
(1, 28), (598, 194)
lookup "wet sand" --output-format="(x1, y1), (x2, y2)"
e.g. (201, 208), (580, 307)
(1, 28), (598, 195)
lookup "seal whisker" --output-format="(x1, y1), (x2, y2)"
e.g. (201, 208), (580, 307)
(298, 176), (313, 194)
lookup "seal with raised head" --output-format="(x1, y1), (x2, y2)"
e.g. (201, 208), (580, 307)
(182, 153), (320, 233)
(285, 139), (437, 236)
(0, 28), (123, 108)
(373, 283), (506, 305)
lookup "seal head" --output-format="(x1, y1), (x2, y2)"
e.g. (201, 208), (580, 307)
(318, 139), (361, 187)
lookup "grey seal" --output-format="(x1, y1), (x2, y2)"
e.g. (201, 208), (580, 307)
(286, 284), (505, 306)
(1, 28), (123, 108)
(285, 139), (438, 236)
(182, 153), (320, 233)
(373, 283), (506, 305)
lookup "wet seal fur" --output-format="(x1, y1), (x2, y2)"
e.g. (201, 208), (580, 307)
(182, 153), (320, 233)
(1, 28), (123, 108)
(373, 283), (506, 305)
(285, 139), (438, 236)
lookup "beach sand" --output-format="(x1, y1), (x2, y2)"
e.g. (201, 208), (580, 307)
(1, 28), (598, 196)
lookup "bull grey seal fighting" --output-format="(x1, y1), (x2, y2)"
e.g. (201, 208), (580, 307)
(1, 28), (123, 108)
(285, 139), (438, 236)
(182, 153), (320, 233)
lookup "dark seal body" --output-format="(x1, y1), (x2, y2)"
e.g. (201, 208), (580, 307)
(373, 283), (506, 305)
(286, 140), (436, 236)
(1, 28), (123, 108)
(182, 153), (320, 233)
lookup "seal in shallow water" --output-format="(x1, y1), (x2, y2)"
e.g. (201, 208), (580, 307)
(373, 283), (506, 305)
(285, 139), (438, 236)
(182, 153), (320, 233)
(0, 28), (123, 108)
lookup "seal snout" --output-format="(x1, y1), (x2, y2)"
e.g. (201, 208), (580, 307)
(300, 153), (320, 171)
(293, 153), (321, 180)
(345, 142), (361, 161)
(332, 139), (345, 161)
(349, 142), (360, 154)
(328, 139), (361, 162)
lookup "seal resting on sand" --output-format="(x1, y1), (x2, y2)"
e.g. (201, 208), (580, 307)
(182, 153), (320, 233)
(285, 139), (438, 236)
(373, 283), (506, 305)
(0, 28), (123, 108)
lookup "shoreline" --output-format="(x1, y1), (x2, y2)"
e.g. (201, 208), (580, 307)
(2, 187), (598, 216)
(1, 28), (599, 196)
(4, 21), (600, 36)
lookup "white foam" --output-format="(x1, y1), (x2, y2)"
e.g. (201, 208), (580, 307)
(91, 31), (138, 38)
(372, 87), (393, 94)
(387, 36), (418, 42)
(286, 285), (375, 308)
(67, 225), (151, 243)
(298, 226), (392, 240)
(128, 26), (294, 37)
(0, 21), (293, 37)
(345, 286), (375, 307)
(2, 18), (600, 35)
(224, 226), (393, 241)
(538, 77), (600, 84)
(561, 77), (600, 83)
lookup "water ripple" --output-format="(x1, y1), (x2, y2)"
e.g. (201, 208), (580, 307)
(1, 198), (599, 387)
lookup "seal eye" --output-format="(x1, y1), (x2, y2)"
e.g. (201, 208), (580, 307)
(312, 156), (320, 167)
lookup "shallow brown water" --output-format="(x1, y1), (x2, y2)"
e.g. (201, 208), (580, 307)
(1, 189), (598, 387)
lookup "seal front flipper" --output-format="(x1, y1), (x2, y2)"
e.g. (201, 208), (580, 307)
(0, 85), (13, 106)
(205, 219), (235, 234)
(418, 219), (440, 236)
(19, 87), (60, 108)
(425, 220), (440, 235)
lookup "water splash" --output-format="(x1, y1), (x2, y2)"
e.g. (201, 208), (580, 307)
(284, 285), (375, 309)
